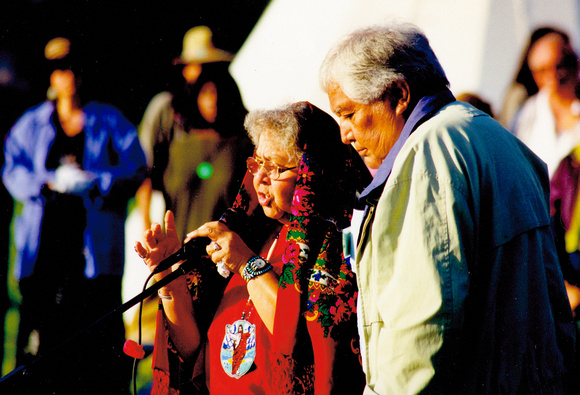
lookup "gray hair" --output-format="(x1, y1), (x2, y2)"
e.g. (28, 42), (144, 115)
(320, 22), (449, 104)
(244, 104), (303, 164)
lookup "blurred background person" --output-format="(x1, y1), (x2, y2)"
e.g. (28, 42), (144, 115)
(456, 92), (494, 117)
(498, 27), (566, 129)
(136, 26), (251, 240)
(510, 27), (580, 176)
(1, 37), (146, 394)
(128, 26), (251, 393)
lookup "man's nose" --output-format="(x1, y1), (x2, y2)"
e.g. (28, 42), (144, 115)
(339, 123), (353, 145)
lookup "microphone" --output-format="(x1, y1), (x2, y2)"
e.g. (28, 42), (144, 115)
(150, 208), (248, 275)
(151, 237), (211, 274)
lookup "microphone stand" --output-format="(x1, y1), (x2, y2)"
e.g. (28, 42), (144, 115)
(0, 258), (199, 392)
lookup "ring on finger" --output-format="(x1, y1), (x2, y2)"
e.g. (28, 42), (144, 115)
(210, 241), (221, 251)
(134, 246), (146, 259)
(216, 259), (231, 278)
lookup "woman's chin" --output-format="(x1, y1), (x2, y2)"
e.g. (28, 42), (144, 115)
(262, 207), (290, 224)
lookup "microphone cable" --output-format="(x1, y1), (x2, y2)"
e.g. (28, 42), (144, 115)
(131, 270), (156, 395)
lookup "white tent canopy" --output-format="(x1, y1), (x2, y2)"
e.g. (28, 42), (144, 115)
(230, 0), (580, 116)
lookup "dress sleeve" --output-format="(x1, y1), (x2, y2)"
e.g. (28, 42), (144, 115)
(151, 263), (226, 395)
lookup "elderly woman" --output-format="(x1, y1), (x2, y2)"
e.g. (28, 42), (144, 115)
(135, 101), (369, 394)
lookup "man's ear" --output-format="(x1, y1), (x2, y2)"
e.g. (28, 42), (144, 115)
(394, 80), (411, 117)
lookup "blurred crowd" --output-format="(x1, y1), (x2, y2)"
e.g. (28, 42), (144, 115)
(1, 17), (580, 395)
(0, 26), (251, 394)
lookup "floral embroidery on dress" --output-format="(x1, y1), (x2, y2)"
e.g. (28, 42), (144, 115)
(278, 153), (358, 338)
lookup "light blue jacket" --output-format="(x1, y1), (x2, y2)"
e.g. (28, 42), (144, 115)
(3, 100), (147, 279)
(357, 98), (574, 394)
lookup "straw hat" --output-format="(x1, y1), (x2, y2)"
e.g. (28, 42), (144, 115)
(173, 26), (234, 65)
(44, 36), (81, 74)
(45, 37), (71, 60)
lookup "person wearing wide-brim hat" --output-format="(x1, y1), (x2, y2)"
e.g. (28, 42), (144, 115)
(172, 26), (234, 85)
(136, 23), (248, 237)
(173, 25), (234, 65)
(131, 26), (251, 375)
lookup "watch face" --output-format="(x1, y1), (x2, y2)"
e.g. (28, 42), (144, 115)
(252, 258), (267, 269)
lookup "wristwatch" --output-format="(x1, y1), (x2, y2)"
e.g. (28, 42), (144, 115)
(242, 256), (272, 282)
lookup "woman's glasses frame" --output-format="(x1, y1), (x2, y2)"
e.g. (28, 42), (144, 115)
(246, 157), (297, 180)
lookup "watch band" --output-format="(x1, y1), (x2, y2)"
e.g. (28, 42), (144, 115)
(242, 256), (273, 282)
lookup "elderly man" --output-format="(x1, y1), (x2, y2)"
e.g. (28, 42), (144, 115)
(320, 22), (575, 394)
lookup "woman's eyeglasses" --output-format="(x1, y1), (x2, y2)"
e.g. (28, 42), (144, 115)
(246, 157), (297, 180)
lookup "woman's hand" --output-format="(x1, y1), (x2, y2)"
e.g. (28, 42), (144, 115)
(135, 210), (182, 275)
(187, 221), (255, 277)
(135, 210), (201, 359)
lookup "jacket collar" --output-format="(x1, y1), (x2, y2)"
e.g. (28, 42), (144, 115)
(359, 88), (456, 205)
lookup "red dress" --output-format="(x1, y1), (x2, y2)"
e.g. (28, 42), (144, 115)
(205, 226), (287, 394)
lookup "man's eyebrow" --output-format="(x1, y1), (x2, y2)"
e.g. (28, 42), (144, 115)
(334, 101), (354, 115)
